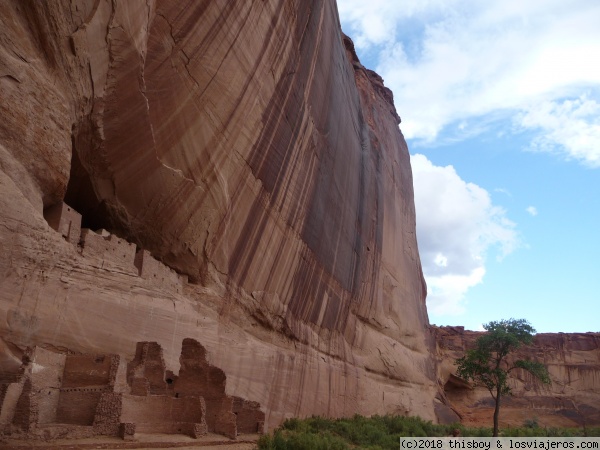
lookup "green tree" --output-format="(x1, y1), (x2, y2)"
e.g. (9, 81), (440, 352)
(455, 318), (550, 437)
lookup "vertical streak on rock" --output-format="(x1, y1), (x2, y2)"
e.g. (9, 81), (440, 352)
(0, 0), (440, 430)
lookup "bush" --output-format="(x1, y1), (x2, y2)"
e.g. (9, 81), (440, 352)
(523, 417), (539, 429)
(256, 414), (599, 449)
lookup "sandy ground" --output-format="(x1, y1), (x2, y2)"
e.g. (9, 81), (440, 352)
(1, 432), (260, 449)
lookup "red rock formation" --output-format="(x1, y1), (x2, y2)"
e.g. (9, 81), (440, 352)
(434, 326), (600, 428)
(0, 0), (440, 434)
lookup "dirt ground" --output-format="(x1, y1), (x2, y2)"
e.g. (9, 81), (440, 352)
(1, 432), (260, 449)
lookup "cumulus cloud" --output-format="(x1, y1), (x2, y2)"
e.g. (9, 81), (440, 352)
(517, 96), (600, 167)
(411, 154), (518, 315)
(526, 206), (538, 216)
(338, 0), (600, 159)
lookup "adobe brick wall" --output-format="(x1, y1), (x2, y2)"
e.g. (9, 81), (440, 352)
(0, 380), (23, 426)
(135, 421), (206, 438)
(119, 422), (136, 440)
(134, 249), (184, 293)
(43, 202), (82, 244)
(174, 338), (241, 436)
(42, 204), (188, 295)
(3, 340), (264, 441)
(0, 384), (7, 415)
(37, 388), (60, 424)
(233, 396), (266, 434)
(30, 423), (96, 440)
(127, 342), (167, 395)
(62, 354), (113, 388)
(130, 377), (150, 396)
(12, 379), (37, 432)
(213, 396), (237, 440)
(28, 347), (65, 390)
(20, 347), (65, 427)
(121, 395), (206, 425)
(80, 229), (136, 272)
(56, 389), (103, 425)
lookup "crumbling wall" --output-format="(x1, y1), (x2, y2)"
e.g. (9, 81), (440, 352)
(127, 342), (167, 395)
(12, 379), (37, 432)
(62, 354), (113, 388)
(1, 339), (263, 441)
(54, 353), (116, 425)
(174, 339), (228, 432)
(233, 396), (266, 434)
(23, 347), (65, 427)
(80, 229), (137, 273)
(43, 202), (188, 290)
(134, 249), (185, 293)
(56, 389), (103, 425)
(43, 202), (82, 244)
(121, 395), (207, 437)
(0, 380), (24, 427)
(213, 396), (237, 440)
(93, 392), (123, 436)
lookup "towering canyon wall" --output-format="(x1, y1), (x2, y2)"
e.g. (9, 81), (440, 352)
(435, 327), (600, 428)
(0, 0), (446, 433)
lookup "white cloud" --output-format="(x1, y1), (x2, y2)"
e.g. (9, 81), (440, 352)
(517, 96), (600, 167)
(338, 0), (600, 158)
(494, 188), (512, 197)
(526, 206), (538, 216)
(411, 154), (518, 315)
(337, 0), (459, 49)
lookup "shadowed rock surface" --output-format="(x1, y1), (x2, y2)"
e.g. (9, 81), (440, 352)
(435, 326), (600, 428)
(0, 0), (441, 434)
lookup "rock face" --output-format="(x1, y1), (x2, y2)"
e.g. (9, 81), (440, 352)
(435, 327), (600, 428)
(0, 0), (440, 435)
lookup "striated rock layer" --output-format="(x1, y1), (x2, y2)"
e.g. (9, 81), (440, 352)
(0, 0), (443, 432)
(435, 327), (600, 428)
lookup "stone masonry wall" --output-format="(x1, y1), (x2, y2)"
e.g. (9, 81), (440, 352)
(80, 229), (137, 273)
(62, 354), (113, 388)
(135, 249), (185, 294)
(43, 202), (82, 244)
(121, 395), (206, 430)
(1, 338), (264, 441)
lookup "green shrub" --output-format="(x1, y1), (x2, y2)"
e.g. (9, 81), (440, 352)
(256, 414), (599, 449)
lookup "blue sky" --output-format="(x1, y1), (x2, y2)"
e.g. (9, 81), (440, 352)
(337, 0), (600, 333)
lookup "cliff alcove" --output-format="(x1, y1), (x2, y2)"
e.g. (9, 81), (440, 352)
(1, 0), (598, 441)
(62, 146), (111, 233)
(0, 0), (437, 433)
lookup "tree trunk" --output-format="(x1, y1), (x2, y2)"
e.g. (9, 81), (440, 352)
(493, 388), (501, 437)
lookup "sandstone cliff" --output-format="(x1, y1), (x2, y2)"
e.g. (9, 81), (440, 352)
(435, 327), (600, 428)
(0, 0), (443, 435)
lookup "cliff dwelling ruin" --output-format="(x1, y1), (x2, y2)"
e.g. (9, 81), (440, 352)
(1, 1), (599, 443)
(0, 337), (264, 440)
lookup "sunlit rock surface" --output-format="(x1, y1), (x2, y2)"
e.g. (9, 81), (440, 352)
(435, 326), (600, 427)
(0, 0), (441, 431)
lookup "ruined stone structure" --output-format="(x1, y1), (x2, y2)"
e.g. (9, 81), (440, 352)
(1, 0), (596, 440)
(434, 327), (600, 428)
(135, 249), (187, 294)
(0, 339), (263, 440)
(0, 0), (443, 433)
(44, 200), (186, 291)
(43, 202), (82, 245)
